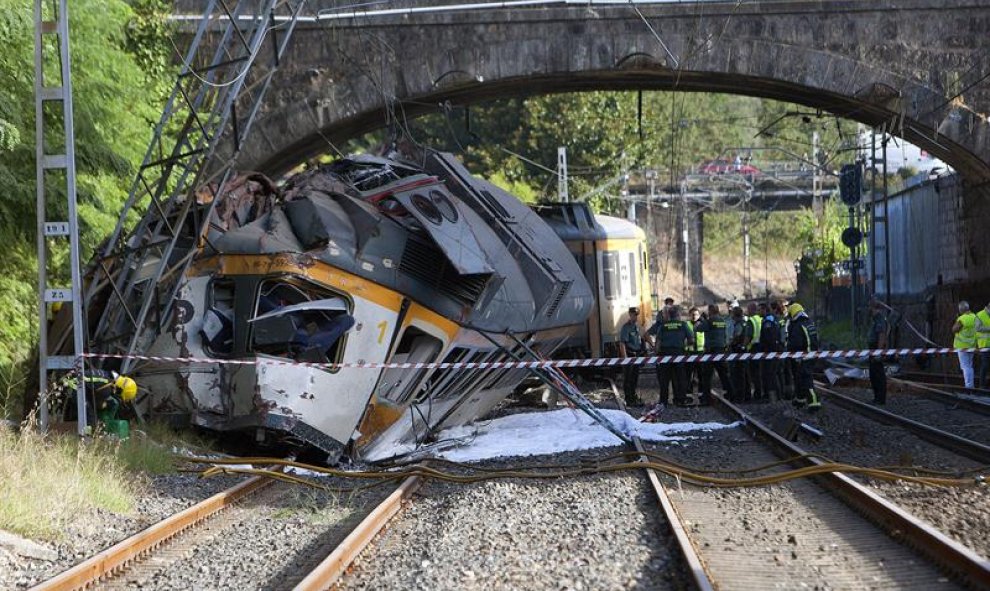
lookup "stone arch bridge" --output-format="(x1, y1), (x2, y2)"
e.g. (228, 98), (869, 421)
(179, 0), (990, 310)
(208, 0), (990, 187)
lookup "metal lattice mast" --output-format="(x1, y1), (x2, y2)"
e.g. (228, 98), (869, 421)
(84, 0), (305, 373)
(35, 0), (86, 433)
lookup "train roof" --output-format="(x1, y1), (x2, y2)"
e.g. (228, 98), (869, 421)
(595, 214), (646, 241)
(206, 151), (594, 333)
(535, 203), (646, 243)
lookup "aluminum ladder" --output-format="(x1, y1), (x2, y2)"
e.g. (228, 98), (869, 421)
(84, 0), (305, 374)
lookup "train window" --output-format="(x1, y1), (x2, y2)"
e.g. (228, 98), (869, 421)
(379, 327), (443, 403)
(249, 279), (353, 366)
(628, 252), (638, 298)
(602, 251), (619, 300)
(203, 279), (236, 356)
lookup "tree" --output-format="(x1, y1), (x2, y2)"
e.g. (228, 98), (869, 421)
(0, 0), (172, 397)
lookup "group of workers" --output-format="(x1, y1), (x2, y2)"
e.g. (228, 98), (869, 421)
(953, 300), (990, 389)
(619, 298), (820, 410)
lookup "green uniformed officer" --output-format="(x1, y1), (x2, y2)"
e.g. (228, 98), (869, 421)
(618, 307), (648, 406)
(697, 304), (732, 404)
(744, 302), (764, 401)
(867, 300), (889, 404)
(648, 306), (695, 406)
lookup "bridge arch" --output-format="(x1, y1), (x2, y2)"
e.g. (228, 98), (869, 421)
(229, 0), (990, 183)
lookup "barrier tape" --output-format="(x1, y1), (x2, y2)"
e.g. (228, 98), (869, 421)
(76, 346), (990, 372)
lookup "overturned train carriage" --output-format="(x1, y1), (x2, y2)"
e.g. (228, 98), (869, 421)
(105, 152), (594, 462)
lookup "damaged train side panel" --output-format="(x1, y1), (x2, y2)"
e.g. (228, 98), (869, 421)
(81, 150), (595, 462)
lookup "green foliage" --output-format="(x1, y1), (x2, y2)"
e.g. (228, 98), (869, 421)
(0, 0), (172, 397)
(818, 319), (859, 349)
(487, 170), (539, 203)
(897, 166), (919, 180)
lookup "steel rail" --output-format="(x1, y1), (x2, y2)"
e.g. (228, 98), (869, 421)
(710, 391), (990, 589)
(607, 380), (715, 591)
(896, 371), (990, 396)
(29, 474), (273, 591)
(823, 369), (990, 415)
(887, 378), (990, 416)
(292, 474), (422, 591)
(815, 381), (990, 464)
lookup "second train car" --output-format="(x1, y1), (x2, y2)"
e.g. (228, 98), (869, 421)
(536, 203), (653, 359)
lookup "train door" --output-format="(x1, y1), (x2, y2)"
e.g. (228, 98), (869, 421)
(377, 323), (444, 405)
(599, 249), (621, 346)
(584, 239), (603, 357)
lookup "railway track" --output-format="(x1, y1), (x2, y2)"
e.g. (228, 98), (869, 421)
(334, 419), (693, 590)
(27, 385), (990, 590)
(824, 369), (990, 416)
(622, 385), (989, 589)
(816, 381), (990, 464)
(702, 393), (989, 588)
(895, 371), (990, 397)
(608, 380), (714, 591)
(27, 466), (420, 591)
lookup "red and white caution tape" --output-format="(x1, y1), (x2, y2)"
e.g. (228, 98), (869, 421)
(77, 346), (989, 372)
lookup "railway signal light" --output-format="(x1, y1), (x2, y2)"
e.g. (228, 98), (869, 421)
(839, 163), (862, 206)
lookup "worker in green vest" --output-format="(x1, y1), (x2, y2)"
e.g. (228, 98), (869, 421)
(975, 301), (990, 389)
(744, 302), (764, 401)
(953, 301), (978, 388)
(697, 304), (732, 404)
(687, 306), (705, 404)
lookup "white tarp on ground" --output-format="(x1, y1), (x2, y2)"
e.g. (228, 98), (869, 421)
(431, 408), (739, 463)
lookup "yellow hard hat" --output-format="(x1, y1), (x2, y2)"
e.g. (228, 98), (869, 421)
(115, 376), (137, 402)
(787, 303), (805, 318)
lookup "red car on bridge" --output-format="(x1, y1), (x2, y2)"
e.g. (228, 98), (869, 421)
(699, 158), (761, 176)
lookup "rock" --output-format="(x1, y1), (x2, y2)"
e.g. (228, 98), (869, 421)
(0, 531), (58, 562)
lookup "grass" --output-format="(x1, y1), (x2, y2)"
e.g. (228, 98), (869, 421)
(0, 420), (213, 541)
(0, 429), (138, 541)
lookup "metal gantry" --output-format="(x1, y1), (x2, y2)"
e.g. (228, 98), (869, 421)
(83, 0), (305, 374)
(34, 0), (86, 433)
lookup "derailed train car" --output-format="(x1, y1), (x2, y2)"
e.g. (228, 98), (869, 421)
(119, 151), (594, 462)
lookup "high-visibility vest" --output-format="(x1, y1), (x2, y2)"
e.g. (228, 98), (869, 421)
(747, 315), (762, 350)
(976, 309), (990, 348)
(954, 312), (977, 349)
(694, 328), (705, 352)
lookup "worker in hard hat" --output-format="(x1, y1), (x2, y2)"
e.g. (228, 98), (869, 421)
(786, 303), (821, 410)
(77, 369), (137, 436)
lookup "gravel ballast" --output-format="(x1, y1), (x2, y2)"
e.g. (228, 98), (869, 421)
(338, 450), (688, 591)
(120, 478), (389, 591)
(740, 396), (990, 559)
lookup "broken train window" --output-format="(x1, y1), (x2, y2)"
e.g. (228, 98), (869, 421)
(249, 278), (354, 365)
(202, 279), (235, 356)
